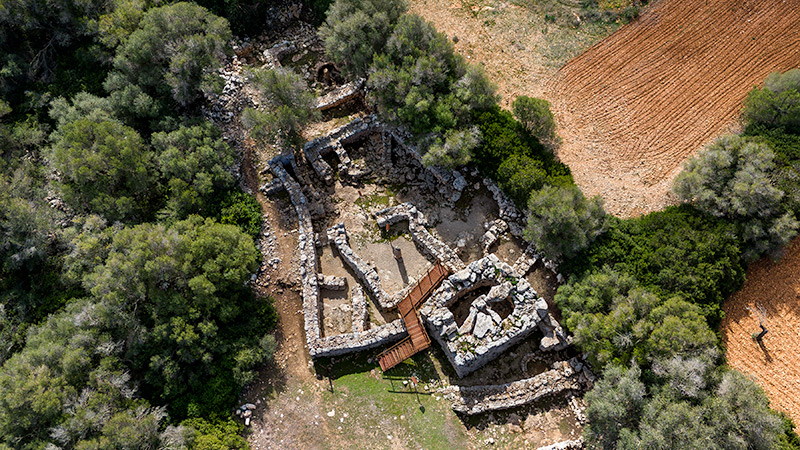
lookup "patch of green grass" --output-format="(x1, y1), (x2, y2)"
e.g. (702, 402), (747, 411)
(314, 353), (469, 450)
(355, 191), (394, 210)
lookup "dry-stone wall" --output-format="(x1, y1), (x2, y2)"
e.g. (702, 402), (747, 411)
(267, 158), (322, 352)
(351, 285), (369, 333)
(374, 203), (466, 274)
(420, 254), (543, 377)
(445, 358), (592, 414)
(316, 78), (365, 111)
(326, 223), (394, 309)
(270, 155), (407, 358)
(536, 439), (584, 450)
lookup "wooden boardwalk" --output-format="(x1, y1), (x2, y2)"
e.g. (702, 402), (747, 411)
(378, 262), (449, 372)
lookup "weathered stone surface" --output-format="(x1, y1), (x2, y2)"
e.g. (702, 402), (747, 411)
(473, 312), (494, 339)
(536, 438), (584, 450)
(538, 312), (570, 352)
(318, 274), (347, 290)
(351, 285), (368, 333)
(327, 223), (394, 309)
(446, 358), (590, 415)
(315, 78), (364, 111)
(420, 254), (545, 377)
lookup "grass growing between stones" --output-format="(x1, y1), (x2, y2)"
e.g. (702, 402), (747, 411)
(314, 351), (470, 450)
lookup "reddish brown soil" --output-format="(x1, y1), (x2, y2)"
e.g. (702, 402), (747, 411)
(550, 0), (800, 216)
(721, 236), (800, 425)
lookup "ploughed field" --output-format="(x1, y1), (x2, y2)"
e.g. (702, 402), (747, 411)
(549, 0), (800, 216)
(721, 236), (800, 425)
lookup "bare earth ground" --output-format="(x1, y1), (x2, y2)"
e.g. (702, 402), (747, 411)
(721, 236), (800, 425)
(551, 0), (800, 216)
(410, 0), (800, 217)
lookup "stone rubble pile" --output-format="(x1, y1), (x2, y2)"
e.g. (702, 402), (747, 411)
(536, 438), (585, 450)
(374, 203), (466, 274)
(317, 274), (347, 291)
(480, 219), (509, 255)
(302, 115), (379, 185)
(444, 357), (594, 415)
(316, 78), (365, 111)
(351, 286), (369, 333)
(235, 403), (257, 427)
(326, 223), (394, 310)
(420, 254), (543, 377)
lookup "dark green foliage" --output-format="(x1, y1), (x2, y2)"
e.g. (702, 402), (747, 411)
(182, 418), (250, 449)
(471, 106), (571, 185)
(744, 69), (800, 135)
(497, 154), (547, 206)
(674, 135), (799, 260)
(367, 14), (497, 137)
(556, 268), (716, 370)
(104, 2), (231, 115)
(743, 125), (800, 218)
(566, 205), (745, 324)
(320, 0), (408, 77)
(218, 189), (263, 239)
(525, 184), (607, 262)
(0, 0), (109, 105)
(153, 122), (235, 220)
(241, 67), (318, 145)
(48, 118), (156, 222)
(778, 413), (800, 450)
(512, 95), (560, 151)
(584, 365), (783, 450)
(69, 216), (274, 418)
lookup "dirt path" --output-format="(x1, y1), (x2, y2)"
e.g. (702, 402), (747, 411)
(721, 236), (800, 425)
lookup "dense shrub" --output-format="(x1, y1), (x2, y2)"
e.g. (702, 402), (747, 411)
(367, 14), (497, 137)
(320, 0), (407, 77)
(566, 205), (744, 324)
(584, 365), (783, 450)
(242, 67), (318, 145)
(497, 154), (548, 206)
(674, 135), (799, 260)
(555, 267), (716, 370)
(512, 95), (560, 151)
(421, 126), (481, 168)
(744, 69), (800, 134)
(104, 2), (231, 117)
(153, 122), (235, 220)
(48, 118), (156, 222)
(524, 184), (607, 262)
(218, 189), (263, 239)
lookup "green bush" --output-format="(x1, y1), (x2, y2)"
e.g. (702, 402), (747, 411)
(512, 95), (560, 152)
(674, 134), (799, 260)
(524, 184), (607, 262)
(566, 205), (745, 324)
(218, 189), (263, 239)
(320, 0), (407, 77)
(241, 67), (318, 145)
(497, 153), (547, 207)
(744, 69), (800, 134)
(421, 126), (480, 168)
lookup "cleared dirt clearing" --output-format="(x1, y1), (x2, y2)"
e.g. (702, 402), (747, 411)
(550, 0), (800, 216)
(721, 236), (800, 425)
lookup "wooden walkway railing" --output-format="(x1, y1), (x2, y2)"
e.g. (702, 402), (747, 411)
(378, 262), (449, 372)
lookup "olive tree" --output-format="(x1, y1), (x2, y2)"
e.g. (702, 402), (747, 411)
(524, 184), (608, 262)
(674, 135), (799, 260)
(241, 67), (317, 146)
(104, 2), (231, 113)
(512, 95), (561, 151)
(319, 0), (407, 77)
(744, 69), (800, 134)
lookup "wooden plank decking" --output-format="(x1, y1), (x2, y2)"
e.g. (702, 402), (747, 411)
(378, 262), (449, 372)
